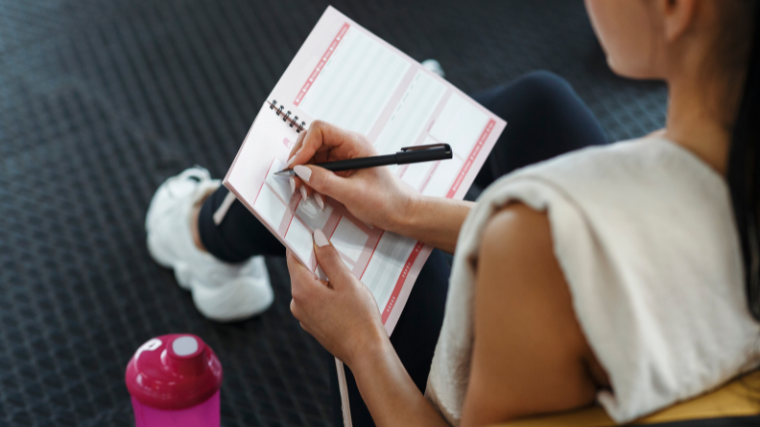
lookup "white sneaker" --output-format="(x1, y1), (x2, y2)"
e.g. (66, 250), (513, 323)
(145, 167), (274, 322)
(422, 59), (445, 78)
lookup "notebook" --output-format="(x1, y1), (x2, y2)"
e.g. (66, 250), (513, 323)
(224, 6), (506, 335)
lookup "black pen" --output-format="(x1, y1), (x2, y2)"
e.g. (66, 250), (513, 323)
(273, 143), (452, 176)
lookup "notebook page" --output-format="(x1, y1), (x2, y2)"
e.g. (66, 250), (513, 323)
(225, 6), (506, 334)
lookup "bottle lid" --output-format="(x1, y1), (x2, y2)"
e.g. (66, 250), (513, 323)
(125, 334), (223, 410)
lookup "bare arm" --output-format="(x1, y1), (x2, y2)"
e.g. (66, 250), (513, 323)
(350, 338), (450, 427)
(460, 204), (609, 425)
(388, 195), (474, 254)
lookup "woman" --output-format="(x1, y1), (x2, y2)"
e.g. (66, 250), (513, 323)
(146, 0), (760, 425)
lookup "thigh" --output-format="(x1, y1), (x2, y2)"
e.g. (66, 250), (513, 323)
(473, 70), (607, 188)
(330, 249), (452, 426)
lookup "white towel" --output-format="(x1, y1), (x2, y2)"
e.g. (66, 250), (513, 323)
(425, 137), (760, 424)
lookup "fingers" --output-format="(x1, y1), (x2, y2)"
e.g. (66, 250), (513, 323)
(288, 121), (374, 168)
(289, 298), (312, 333)
(287, 121), (376, 205)
(287, 123), (337, 201)
(286, 249), (313, 283)
(287, 129), (308, 166)
(295, 181), (324, 210)
(288, 120), (379, 168)
(287, 250), (327, 296)
(286, 121), (333, 168)
(312, 229), (354, 289)
(313, 193), (325, 210)
(294, 184), (323, 211)
(294, 165), (355, 203)
(298, 184), (309, 201)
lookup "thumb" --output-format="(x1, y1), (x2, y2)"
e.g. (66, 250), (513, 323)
(294, 165), (355, 202)
(312, 229), (354, 288)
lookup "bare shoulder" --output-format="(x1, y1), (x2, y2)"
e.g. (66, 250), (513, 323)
(481, 203), (552, 259)
(460, 203), (609, 426)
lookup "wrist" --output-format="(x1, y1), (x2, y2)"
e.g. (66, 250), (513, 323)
(388, 191), (422, 235)
(346, 331), (394, 375)
(344, 322), (391, 369)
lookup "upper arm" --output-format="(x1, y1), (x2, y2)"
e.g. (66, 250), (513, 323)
(460, 203), (607, 426)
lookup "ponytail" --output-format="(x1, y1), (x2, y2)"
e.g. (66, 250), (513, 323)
(728, 5), (760, 321)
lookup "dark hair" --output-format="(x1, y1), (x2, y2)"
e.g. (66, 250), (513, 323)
(729, 4), (760, 322)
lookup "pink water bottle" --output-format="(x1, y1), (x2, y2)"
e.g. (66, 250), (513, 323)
(125, 334), (223, 427)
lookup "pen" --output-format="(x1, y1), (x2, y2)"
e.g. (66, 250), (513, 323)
(274, 143), (452, 176)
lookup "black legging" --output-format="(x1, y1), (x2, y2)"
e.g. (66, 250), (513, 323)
(198, 70), (607, 426)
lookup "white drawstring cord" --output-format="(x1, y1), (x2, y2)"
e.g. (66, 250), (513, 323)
(212, 191), (238, 225)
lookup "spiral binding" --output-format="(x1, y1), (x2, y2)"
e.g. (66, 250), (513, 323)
(268, 99), (306, 133)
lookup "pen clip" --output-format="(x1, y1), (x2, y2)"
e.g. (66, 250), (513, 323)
(400, 143), (451, 153)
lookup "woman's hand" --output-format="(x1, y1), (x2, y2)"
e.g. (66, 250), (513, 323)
(289, 120), (474, 253)
(287, 121), (416, 231)
(289, 229), (450, 427)
(287, 229), (388, 365)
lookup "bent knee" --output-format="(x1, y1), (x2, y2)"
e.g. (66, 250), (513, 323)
(513, 70), (577, 109)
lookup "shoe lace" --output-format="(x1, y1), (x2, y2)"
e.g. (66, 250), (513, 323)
(166, 168), (210, 198)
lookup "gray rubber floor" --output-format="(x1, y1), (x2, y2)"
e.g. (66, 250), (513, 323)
(0, 1), (667, 426)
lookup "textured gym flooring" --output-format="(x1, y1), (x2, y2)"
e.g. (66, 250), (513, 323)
(0, 0), (669, 426)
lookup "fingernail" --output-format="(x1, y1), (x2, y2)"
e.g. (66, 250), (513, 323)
(314, 193), (325, 210)
(294, 165), (312, 182)
(287, 147), (303, 167)
(289, 177), (296, 193)
(299, 186), (308, 200)
(313, 229), (329, 247)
